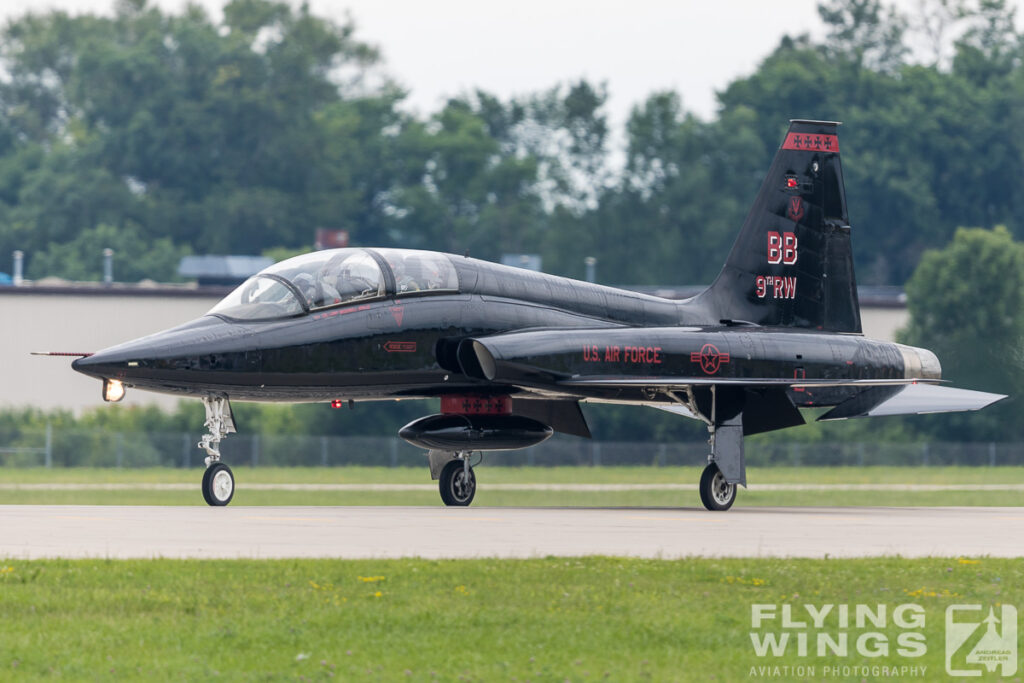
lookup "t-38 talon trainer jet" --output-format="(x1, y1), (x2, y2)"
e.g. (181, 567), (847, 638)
(64, 119), (1005, 510)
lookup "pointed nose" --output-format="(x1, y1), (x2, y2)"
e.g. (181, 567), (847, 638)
(71, 316), (258, 386)
(71, 353), (110, 379)
(72, 347), (139, 380)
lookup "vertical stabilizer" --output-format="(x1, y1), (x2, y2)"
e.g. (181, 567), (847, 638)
(690, 120), (861, 333)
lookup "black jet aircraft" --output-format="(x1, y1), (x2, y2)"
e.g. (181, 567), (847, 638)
(64, 120), (1005, 510)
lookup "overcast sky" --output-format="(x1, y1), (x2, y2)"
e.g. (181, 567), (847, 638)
(1, 0), (829, 127)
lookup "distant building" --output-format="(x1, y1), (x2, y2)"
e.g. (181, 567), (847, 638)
(501, 254), (543, 271)
(315, 229), (349, 250)
(177, 255), (273, 287)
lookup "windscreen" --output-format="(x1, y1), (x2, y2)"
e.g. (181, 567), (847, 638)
(208, 275), (305, 320)
(208, 249), (386, 320)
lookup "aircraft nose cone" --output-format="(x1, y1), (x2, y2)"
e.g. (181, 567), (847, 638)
(71, 352), (113, 379)
(71, 316), (255, 383)
(71, 334), (172, 381)
(72, 345), (148, 379)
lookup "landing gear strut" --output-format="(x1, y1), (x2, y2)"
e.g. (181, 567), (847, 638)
(198, 395), (236, 506)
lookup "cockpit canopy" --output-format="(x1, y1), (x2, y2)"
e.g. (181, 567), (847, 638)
(208, 248), (459, 321)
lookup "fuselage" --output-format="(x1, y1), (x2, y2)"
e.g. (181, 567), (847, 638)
(72, 247), (939, 410)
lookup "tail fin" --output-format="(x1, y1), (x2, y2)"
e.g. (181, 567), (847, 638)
(691, 120), (861, 333)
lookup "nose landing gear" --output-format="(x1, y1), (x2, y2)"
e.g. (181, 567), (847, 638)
(439, 456), (477, 506)
(202, 462), (235, 506)
(198, 395), (236, 507)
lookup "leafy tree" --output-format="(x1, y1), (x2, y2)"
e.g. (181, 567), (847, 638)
(0, 0), (389, 276)
(29, 222), (189, 282)
(1, 0), (1024, 296)
(385, 83), (612, 260)
(899, 226), (1024, 439)
(819, 0), (909, 71)
(952, 0), (1019, 83)
(560, 96), (769, 285)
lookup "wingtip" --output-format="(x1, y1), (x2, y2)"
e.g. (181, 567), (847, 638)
(988, 392), (1010, 406)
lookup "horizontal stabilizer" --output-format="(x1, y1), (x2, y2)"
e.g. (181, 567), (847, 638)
(818, 383), (1006, 421)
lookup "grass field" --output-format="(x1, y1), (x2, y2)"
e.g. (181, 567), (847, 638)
(0, 466), (1022, 507)
(0, 557), (1018, 681)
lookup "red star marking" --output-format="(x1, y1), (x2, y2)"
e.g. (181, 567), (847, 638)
(690, 344), (731, 375)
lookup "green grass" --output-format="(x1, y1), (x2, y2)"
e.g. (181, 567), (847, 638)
(0, 557), (1018, 681)
(0, 466), (1022, 507)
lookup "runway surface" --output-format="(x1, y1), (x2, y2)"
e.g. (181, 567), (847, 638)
(1, 505), (1022, 559)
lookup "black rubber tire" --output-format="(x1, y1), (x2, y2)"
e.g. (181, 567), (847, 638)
(202, 463), (235, 507)
(439, 459), (476, 506)
(201, 466), (214, 506)
(699, 462), (736, 511)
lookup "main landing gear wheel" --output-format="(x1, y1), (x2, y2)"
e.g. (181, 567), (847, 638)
(699, 462), (736, 511)
(439, 459), (476, 507)
(202, 462), (235, 506)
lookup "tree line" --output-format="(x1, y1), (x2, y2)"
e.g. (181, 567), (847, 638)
(0, 0), (1021, 444)
(0, 0), (1023, 285)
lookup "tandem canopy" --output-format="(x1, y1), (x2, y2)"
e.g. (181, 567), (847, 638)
(208, 248), (459, 321)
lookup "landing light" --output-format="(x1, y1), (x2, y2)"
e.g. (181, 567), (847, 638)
(330, 399), (343, 409)
(103, 379), (126, 403)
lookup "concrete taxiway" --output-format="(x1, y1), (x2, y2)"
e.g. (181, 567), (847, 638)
(1, 505), (1022, 559)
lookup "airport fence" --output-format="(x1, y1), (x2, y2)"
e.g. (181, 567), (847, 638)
(0, 426), (1023, 468)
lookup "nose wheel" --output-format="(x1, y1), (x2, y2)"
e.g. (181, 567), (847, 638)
(197, 395), (237, 506)
(439, 458), (476, 506)
(202, 462), (235, 506)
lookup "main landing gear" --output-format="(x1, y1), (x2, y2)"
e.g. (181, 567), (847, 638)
(428, 450), (477, 506)
(198, 395), (236, 506)
(697, 386), (746, 512)
(699, 462), (736, 511)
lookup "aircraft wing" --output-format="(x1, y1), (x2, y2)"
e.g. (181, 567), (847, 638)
(817, 383), (1006, 420)
(457, 329), (1005, 431)
(559, 377), (941, 388)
